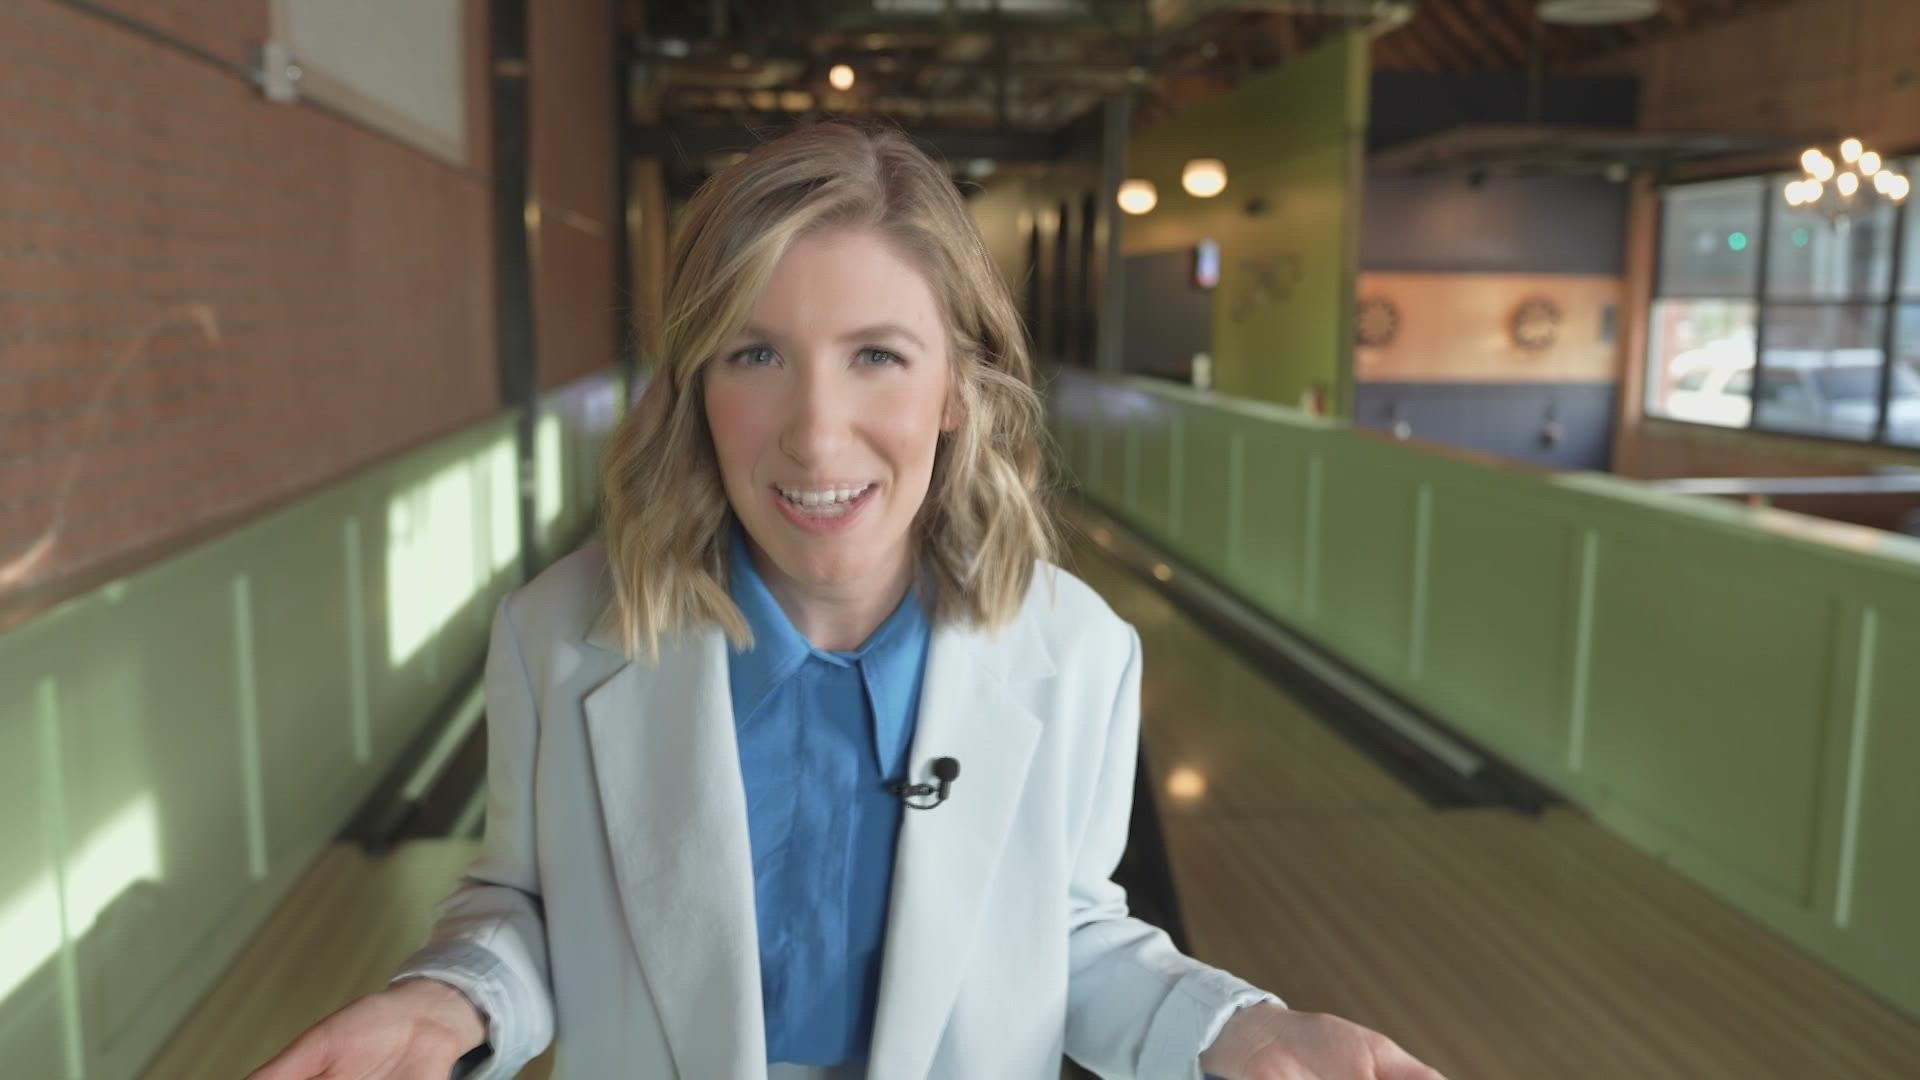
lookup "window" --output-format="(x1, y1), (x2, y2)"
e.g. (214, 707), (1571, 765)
(1904, 191), (1920, 296)
(1646, 299), (1756, 426)
(1767, 199), (1896, 301)
(1658, 178), (1763, 297)
(1893, 304), (1920, 447)
(1755, 305), (1886, 439)
(1645, 158), (1919, 445)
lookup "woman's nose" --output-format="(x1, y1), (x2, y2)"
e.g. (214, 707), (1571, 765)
(777, 367), (850, 465)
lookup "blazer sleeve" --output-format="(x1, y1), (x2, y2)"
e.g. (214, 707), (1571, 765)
(1062, 623), (1284, 1080)
(387, 593), (555, 1079)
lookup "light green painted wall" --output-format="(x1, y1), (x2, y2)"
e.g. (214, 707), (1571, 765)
(1123, 33), (1367, 413)
(0, 367), (627, 1079)
(1049, 368), (1920, 1020)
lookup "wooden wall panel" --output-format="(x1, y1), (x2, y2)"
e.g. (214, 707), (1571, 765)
(1356, 272), (1624, 384)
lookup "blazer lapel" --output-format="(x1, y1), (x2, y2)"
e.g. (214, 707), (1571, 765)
(866, 611), (1053, 1077)
(582, 617), (767, 1080)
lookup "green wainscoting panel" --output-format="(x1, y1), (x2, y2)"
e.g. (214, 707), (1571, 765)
(1584, 534), (1836, 908)
(1314, 445), (1420, 679)
(1230, 417), (1316, 622)
(1420, 488), (1576, 775)
(1133, 399), (1177, 543)
(0, 367), (626, 1079)
(1173, 403), (1235, 581)
(1046, 367), (1920, 1019)
(1848, 608), (1920, 1011)
(0, 667), (69, 1076)
(1097, 405), (1131, 512)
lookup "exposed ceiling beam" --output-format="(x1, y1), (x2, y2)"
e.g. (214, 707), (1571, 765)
(632, 123), (1063, 165)
(1372, 33), (1424, 73)
(1400, 18), (1474, 72)
(1397, 27), (1455, 72)
(1423, 1), (1517, 70)
(1458, 0), (1534, 68)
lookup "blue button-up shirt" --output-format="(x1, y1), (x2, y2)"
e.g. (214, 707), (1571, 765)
(725, 528), (932, 1066)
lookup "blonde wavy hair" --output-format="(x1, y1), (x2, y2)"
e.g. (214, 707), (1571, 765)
(598, 120), (1056, 660)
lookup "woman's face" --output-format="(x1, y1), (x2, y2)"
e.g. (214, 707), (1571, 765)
(704, 225), (957, 597)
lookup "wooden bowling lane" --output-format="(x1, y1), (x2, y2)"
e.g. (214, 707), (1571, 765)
(1064, 538), (1920, 1079)
(145, 840), (556, 1079)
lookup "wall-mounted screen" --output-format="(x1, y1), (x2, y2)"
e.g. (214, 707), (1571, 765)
(1194, 238), (1220, 289)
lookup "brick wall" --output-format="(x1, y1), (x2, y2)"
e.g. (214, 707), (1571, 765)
(0, 0), (509, 608)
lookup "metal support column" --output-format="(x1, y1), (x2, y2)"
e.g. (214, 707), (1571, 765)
(490, 0), (540, 581)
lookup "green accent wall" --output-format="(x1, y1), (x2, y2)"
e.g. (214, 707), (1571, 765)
(1123, 33), (1368, 414)
(1050, 368), (1920, 1020)
(0, 367), (626, 1078)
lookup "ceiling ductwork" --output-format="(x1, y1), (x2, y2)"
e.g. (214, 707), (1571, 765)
(872, 0), (1096, 12)
(627, 0), (1785, 197)
(1149, 0), (1415, 37)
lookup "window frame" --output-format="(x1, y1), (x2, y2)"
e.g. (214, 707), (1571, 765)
(1644, 158), (1918, 449)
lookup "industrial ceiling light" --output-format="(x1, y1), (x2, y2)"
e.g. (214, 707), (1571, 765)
(1117, 179), (1157, 215)
(1786, 137), (1909, 220)
(1536, 0), (1658, 24)
(1181, 158), (1228, 198)
(828, 63), (855, 91)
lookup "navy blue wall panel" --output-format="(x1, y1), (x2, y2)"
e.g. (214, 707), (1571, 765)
(1366, 72), (1638, 152)
(1361, 172), (1628, 275)
(1352, 381), (1618, 472)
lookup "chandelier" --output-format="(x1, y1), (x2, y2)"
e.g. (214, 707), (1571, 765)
(1784, 137), (1909, 220)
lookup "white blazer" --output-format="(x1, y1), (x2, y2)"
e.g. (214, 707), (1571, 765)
(390, 540), (1279, 1079)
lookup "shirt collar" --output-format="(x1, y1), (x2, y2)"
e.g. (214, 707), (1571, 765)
(725, 525), (931, 721)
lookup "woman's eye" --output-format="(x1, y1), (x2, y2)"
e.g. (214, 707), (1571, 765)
(858, 348), (903, 367)
(731, 346), (777, 367)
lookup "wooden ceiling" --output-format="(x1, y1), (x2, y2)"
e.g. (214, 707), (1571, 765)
(1369, 0), (1790, 74)
(1134, 0), (1791, 124)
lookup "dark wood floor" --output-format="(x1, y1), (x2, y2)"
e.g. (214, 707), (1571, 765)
(1066, 538), (1920, 1079)
(144, 840), (556, 1079)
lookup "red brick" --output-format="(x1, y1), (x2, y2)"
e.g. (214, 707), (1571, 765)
(1, 0), (522, 603)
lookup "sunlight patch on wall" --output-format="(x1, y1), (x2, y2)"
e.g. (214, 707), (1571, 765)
(483, 436), (519, 576)
(385, 462), (479, 668)
(0, 795), (160, 1002)
(536, 414), (564, 532)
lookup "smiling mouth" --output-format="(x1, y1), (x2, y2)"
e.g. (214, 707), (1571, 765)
(775, 482), (876, 516)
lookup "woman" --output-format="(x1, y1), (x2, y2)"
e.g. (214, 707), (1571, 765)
(250, 121), (1441, 1080)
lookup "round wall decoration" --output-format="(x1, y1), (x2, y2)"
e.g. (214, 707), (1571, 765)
(1356, 295), (1400, 348)
(1511, 296), (1562, 352)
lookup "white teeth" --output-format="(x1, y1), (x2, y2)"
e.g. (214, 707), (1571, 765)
(778, 483), (870, 512)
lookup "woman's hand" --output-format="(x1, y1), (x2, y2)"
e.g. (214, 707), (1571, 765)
(243, 977), (487, 1080)
(1200, 1002), (1446, 1080)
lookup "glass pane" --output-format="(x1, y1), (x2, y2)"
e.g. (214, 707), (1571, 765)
(1753, 304), (1887, 441)
(1658, 177), (1763, 297)
(1891, 304), (1920, 446)
(1903, 159), (1920, 297)
(1767, 193), (1896, 300)
(1644, 298), (1757, 427)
